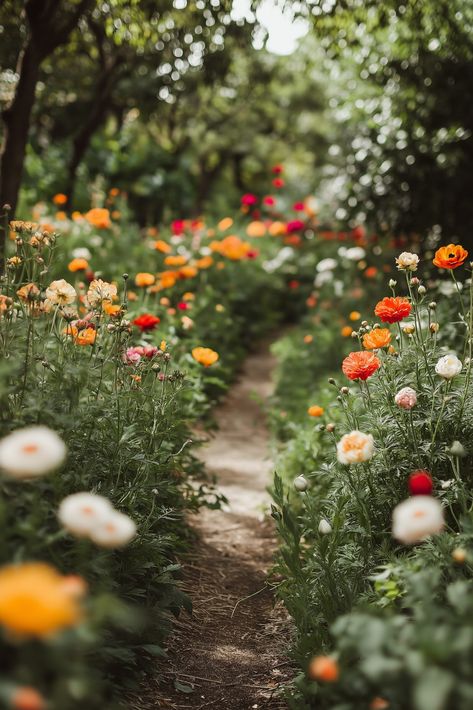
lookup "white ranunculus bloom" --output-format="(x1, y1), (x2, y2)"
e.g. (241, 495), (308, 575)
(45, 279), (77, 306)
(72, 247), (92, 260)
(89, 511), (137, 548)
(435, 354), (462, 379)
(395, 251), (419, 271)
(336, 431), (374, 465)
(0, 426), (67, 479)
(344, 247), (366, 261)
(316, 258), (337, 272)
(58, 493), (113, 537)
(392, 496), (444, 544)
(318, 519), (332, 534)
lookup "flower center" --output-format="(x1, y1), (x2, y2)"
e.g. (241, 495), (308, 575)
(22, 444), (39, 454)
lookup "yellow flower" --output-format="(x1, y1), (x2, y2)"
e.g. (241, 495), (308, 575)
(0, 563), (82, 638)
(192, 347), (219, 367)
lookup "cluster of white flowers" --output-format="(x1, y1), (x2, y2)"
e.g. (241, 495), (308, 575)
(0, 426), (67, 479)
(262, 246), (295, 274)
(338, 246), (366, 261)
(58, 492), (137, 548)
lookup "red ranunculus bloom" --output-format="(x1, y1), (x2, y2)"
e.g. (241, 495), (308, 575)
(171, 220), (185, 235)
(241, 193), (257, 206)
(409, 470), (433, 495)
(263, 195), (275, 206)
(272, 178), (284, 188)
(286, 219), (305, 233)
(293, 201), (305, 211)
(342, 351), (380, 381)
(177, 302), (188, 311)
(272, 164), (283, 174)
(374, 296), (411, 323)
(246, 249), (259, 259)
(133, 313), (161, 331)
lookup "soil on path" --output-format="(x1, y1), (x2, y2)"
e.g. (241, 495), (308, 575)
(137, 338), (292, 709)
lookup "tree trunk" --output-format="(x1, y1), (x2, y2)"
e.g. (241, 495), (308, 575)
(0, 42), (40, 215)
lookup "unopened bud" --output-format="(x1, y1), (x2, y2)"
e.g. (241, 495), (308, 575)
(418, 285), (426, 295)
(294, 475), (309, 492)
(429, 301), (437, 309)
(430, 322), (439, 333)
(318, 519), (332, 534)
(389, 279), (397, 288)
(452, 548), (467, 563)
(450, 440), (466, 457)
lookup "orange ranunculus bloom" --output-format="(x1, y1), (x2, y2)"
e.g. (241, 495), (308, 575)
(433, 243), (468, 269)
(135, 272), (155, 287)
(74, 327), (96, 346)
(374, 296), (411, 323)
(349, 311), (361, 321)
(55, 211), (67, 221)
(153, 240), (171, 254)
(308, 405), (324, 417)
(342, 351), (380, 381)
(159, 271), (178, 289)
(84, 208), (111, 229)
(246, 221), (267, 237)
(0, 562), (82, 637)
(268, 221), (286, 236)
(52, 193), (67, 206)
(218, 217), (233, 232)
(192, 347), (219, 367)
(341, 325), (353, 337)
(308, 656), (339, 683)
(179, 266), (198, 279)
(165, 255), (187, 267)
(218, 235), (252, 260)
(109, 187), (120, 197)
(11, 686), (46, 710)
(183, 292), (195, 301)
(68, 258), (89, 272)
(362, 328), (391, 350)
(102, 302), (121, 316)
(195, 256), (214, 269)
(303, 334), (313, 344)
(364, 266), (378, 278)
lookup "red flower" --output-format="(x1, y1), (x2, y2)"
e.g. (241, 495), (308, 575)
(374, 296), (411, 323)
(272, 178), (284, 189)
(171, 220), (185, 235)
(246, 249), (259, 259)
(272, 164), (283, 174)
(133, 313), (161, 331)
(177, 302), (188, 311)
(342, 351), (380, 381)
(293, 201), (305, 211)
(288, 280), (300, 289)
(409, 470), (433, 495)
(286, 219), (305, 233)
(252, 209), (261, 219)
(263, 196), (275, 206)
(241, 193), (257, 206)
(351, 225), (366, 241)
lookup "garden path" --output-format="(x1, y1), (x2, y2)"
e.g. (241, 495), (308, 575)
(138, 338), (291, 709)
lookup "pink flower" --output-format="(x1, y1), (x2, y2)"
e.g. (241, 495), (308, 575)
(286, 219), (305, 234)
(263, 196), (275, 206)
(394, 387), (417, 410)
(241, 193), (257, 206)
(293, 202), (305, 211)
(171, 220), (185, 235)
(177, 302), (188, 311)
(123, 347), (142, 366)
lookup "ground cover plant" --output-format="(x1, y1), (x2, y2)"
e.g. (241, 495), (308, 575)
(271, 240), (473, 709)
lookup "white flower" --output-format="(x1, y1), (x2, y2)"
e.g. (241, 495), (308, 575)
(314, 271), (334, 288)
(72, 247), (92, 260)
(395, 252), (419, 271)
(87, 279), (117, 307)
(45, 279), (76, 306)
(435, 354), (462, 379)
(343, 247), (366, 261)
(58, 492), (113, 537)
(0, 426), (66, 479)
(392, 496), (444, 544)
(316, 258), (337, 272)
(318, 519), (332, 534)
(89, 511), (137, 548)
(336, 431), (374, 465)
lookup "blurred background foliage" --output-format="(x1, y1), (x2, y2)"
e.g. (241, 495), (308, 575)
(1, 0), (472, 240)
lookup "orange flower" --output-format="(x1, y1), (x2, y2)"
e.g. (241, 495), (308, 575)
(159, 271), (178, 289)
(246, 221), (267, 237)
(374, 296), (411, 323)
(341, 325), (353, 337)
(11, 686), (46, 710)
(74, 327), (96, 346)
(17, 283), (39, 302)
(349, 311), (361, 321)
(0, 563), (82, 637)
(55, 211), (67, 221)
(303, 334), (313, 344)
(308, 405), (324, 417)
(218, 217), (233, 231)
(135, 272), (155, 287)
(195, 256), (214, 269)
(52, 193), (67, 206)
(84, 208), (111, 229)
(370, 699), (390, 710)
(269, 221), (286, 236)
(153, 240), (171, 254)
(68, 258), (89, 272)
(183, 292), (195, 301)
(102, 302), (121, 316)
(192, 347), (219, 367)
(433, 243), (468, 269)
(179, 266), (198, 279)
(364, 266), (378, 278)
(109, 187), (120, 197)
(308, 656), (339, 683)
(362, 328), (391, 350)
(165, 255), (187, 267)
(342, 351), (380, 380)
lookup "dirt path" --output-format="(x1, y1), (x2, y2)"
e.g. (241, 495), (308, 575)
(138, 338), (292, 709)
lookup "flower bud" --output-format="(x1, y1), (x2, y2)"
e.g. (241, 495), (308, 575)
(430, 322), (439, 333)
(410, 277), (420, 286)
(429, 301), (437, 309)
(389, 279), (397, 288)
(449, 440), (466, 457)
(340, 386), (349, 395)
(326, 423), (335, 432)
(294, 475), (309, 492)
(418, 285), (426, 295)
(452, 547), (467, 563)
(403, 325), (415, 335)
(318, 519), (332, 534)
